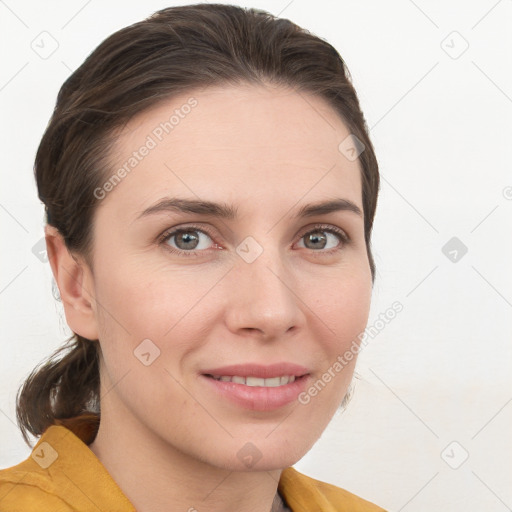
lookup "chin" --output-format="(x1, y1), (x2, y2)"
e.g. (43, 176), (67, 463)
(211, 434), (317, 473)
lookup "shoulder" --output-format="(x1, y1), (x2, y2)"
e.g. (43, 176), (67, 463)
(0, 421), (135, 512)
(0, 457), (74, 512)
(279, 466), (388, 511)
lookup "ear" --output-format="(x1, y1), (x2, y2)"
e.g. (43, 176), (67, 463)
(45, 225), (99, 341)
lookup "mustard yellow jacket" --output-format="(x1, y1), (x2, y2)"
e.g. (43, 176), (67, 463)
(0, 416), (386, 511)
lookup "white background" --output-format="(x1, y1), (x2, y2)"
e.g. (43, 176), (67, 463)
(1, 1), (511, 511)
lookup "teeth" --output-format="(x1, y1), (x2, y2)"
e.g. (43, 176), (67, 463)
(246, 376), (265, 387)
(211, 375), (297, 386)
(261, 377), (281, 387)
(280, 375), (291, 385)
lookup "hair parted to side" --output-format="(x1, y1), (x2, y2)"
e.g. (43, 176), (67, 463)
(16, 3), (380, 447)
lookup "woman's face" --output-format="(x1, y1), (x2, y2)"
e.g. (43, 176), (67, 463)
(84, 83), (372, 470)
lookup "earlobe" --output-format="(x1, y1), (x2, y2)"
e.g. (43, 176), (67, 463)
(44, 225), (99, 340)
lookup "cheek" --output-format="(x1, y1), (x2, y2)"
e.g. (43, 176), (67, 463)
(92, 261), (221, 384)
(94, 260), (196, 334)
(92, 267), (191, 413)
(303, 267), (371, 412)
(310, 267), (372, 343)
(297, 276), (369, 420)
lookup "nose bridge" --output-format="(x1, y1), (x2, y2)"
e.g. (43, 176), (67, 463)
(225, 235), (302, 337)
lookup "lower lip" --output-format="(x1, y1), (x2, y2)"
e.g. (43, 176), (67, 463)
(200, 374), (310, 411)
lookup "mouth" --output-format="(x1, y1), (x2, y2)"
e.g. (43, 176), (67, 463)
(201, 362), (309, 380)
(199, 363), (311, 411)
(204, 374), (304, 387)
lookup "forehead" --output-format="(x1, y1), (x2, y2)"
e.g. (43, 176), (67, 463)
(104, 83), (363, 216)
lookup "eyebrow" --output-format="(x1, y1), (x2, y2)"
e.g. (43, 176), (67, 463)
(135, 197), (362, 221)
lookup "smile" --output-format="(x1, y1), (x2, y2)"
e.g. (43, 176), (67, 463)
(207, 375), (296, 386)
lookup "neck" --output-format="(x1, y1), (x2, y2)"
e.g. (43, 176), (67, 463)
(89, 396), (284, 512)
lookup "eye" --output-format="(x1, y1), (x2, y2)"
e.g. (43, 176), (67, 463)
(158, 225), (218, 257)
(158, 223), (348, 258)
(296, 224), (348, 253)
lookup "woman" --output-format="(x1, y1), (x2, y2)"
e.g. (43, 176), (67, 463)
(0, 4), (385, 511)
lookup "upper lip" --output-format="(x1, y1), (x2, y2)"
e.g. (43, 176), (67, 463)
(202, 363), (310, 378)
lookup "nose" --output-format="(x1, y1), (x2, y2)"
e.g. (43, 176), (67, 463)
(223, 243), (305, 341)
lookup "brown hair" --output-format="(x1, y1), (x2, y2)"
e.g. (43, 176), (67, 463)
(16, 3), (380, 447)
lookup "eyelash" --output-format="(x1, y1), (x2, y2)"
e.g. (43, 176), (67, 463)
(157, 223), (349, 258)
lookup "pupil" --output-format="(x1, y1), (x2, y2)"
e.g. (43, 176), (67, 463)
(178, 231), (198, 249)
(306, 232), (326, 249)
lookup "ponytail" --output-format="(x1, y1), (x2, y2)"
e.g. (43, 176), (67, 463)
(15, 335), (100, 447)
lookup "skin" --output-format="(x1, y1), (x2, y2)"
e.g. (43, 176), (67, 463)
(46, 83), (373, 512)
